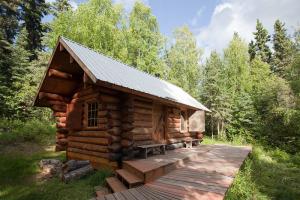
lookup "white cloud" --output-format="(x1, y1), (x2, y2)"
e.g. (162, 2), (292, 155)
(196, 0), (300, 58)
(113, 0), (149, 12)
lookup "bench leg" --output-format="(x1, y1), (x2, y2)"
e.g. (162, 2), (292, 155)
(144, 148), (148, 159)
(161, 146), (166, 154)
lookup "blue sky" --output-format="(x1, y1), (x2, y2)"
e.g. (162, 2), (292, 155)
(45, 0), (300, 57)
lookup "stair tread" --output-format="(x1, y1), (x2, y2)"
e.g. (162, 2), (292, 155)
(116, 169), (143, 185)
(106, 177), (127, 193)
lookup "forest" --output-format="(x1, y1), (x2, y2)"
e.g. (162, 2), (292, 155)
(0, 0), (299, 200)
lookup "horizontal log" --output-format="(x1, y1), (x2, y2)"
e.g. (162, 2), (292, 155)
(121, 139), (133, 147)
(68, 141), (108, 153)
(99, 86), (119, 96)
(106, 104), (119, 111)
(168, 122), (180, 128)
(132, 134), (151, 141)
(98, 111), (108, 117)
(68, 136), (109, 145)
(53, 112), (67, 117)
(49, 68), (73, 79)
(46, 100), (66, 106)
(67, 147), (121, 161)
(57, 128), (68, 134)
(108, 135), (121, 143)
(128, 113), (152, 122)
(55, 144), (67, 152)
(98, 118), (108, 124)
(56, 117), (67, 123)
(67, 151), (110, 165)
(133, 121), (152, 128)
(39, 92), (69, 102)
(107, 127), (121, 136)
(56, 138), (68, 145)
(56, 134), (67, 140)
(107, 143), (122, 152)
(108, 120), (121, 127)
(134, 140), (153, 146)
(122, 124), (134, 131)
(167, 132), (191, 138)
(100, 94), (119, 103)
(56, 122), (66, 129)
(69, 131), (109, 138)
(167, 118), (180, 123)
(52, 104), (67, 112)
(72, 86), (96, 99)
(108, 111), (121, 119)
(167, 128), (181, 133)
(131, 127), (153, 134)
(133, 100), (153, 110)
(168, 114), (180, 119)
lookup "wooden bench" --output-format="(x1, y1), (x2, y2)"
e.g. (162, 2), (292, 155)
(183, 139), (201, 148)
(137, 144), (166, 159)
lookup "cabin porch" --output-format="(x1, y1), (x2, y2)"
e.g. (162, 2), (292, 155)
(99, 144), (252, 200)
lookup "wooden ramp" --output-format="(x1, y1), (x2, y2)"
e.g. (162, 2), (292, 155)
(97, 144), (251, 200)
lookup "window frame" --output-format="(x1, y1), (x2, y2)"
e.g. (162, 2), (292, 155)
(86, 101), (99, 128)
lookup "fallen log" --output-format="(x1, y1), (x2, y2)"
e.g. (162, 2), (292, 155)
(62, 164), (94, 183)
(67, 152), (110, 165)
(62, 160), (90, 173)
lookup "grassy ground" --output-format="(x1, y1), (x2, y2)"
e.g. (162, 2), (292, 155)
(0, 144), (112, 200)
(203, 137), (300, 200)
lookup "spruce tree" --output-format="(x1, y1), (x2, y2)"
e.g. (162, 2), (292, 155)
(272, 20), (293, 77)
(20, 0), (49, 60)
(0, 0), (20, 43)
(249, 20), (272, 64)
(52, 0), (71, 16)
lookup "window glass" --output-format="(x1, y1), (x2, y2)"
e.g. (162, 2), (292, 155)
(88, 102), (98, 127)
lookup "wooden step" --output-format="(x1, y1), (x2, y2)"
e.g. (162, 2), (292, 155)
(116, 169), (143, 187)
(106, 177), (127, 193)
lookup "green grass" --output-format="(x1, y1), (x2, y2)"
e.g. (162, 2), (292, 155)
(203, 136), (300, 200)
(0, 119), (56, 145)
(0, 150), (112, 200)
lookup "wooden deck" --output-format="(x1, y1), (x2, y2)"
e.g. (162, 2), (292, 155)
(98, 144), (251, 200)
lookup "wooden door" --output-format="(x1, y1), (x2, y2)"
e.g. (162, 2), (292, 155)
(152, 103), (166, 143)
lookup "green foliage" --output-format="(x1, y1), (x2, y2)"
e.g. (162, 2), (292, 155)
(272, 20), (293, 77)
(51, 0), (72, 16)
(0, 118), (55, 145)
(20, 0), (50, 60)
(226, 145), (300, 200)
(166, 26), (202, 97)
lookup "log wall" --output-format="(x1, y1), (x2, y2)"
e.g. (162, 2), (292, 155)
(66, 86), (121, 169)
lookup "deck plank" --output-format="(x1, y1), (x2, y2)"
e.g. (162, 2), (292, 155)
(103, 144), (251, 200)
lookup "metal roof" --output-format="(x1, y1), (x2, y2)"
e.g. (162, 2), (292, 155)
(61, 37), (210, 111)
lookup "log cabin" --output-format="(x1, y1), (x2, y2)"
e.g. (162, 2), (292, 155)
(34, 37), (210, 169)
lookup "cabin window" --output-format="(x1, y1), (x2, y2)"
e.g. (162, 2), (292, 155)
(87, 102), (98, 127)
(180, 111), (188, 132)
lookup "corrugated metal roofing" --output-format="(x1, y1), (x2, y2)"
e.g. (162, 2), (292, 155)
(61, 37), (210, 111)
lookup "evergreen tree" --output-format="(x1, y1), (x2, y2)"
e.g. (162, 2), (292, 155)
(166, 26), (202, 98)
(201, 51), (231, 138)
(249, 20), (272, 63)
(272, 20), (293, 77)
(52, 0), (71, 16)
(20, 0), (49, 60)
(126, 1), (165, 77)
(0, 0), (20, 43)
